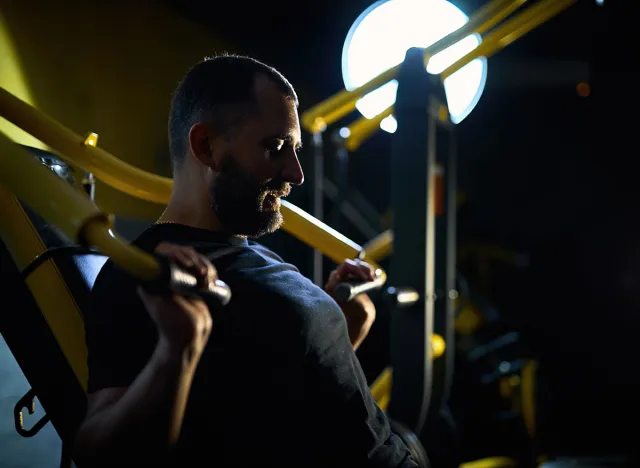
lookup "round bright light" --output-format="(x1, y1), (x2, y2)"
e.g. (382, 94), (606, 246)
(342, 0), (487, 132)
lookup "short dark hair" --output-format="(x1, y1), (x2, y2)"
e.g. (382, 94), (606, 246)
(168, 54), (298, 170)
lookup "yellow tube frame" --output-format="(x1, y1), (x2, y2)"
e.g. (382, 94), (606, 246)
(361, 230), (394, 263)
(0, 130), (160, 281)
(0, 186), (90, 388)
(370, 334), (446, 411)
(0, 87), (385, 282)
(301, 0), (529, 134)
(344, 0), (577, 150)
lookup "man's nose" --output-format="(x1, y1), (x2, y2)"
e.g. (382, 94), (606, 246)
(281, 152), (304, 186)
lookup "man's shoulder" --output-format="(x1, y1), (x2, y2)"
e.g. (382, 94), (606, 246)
(91, 225), (162, 295)
(246, 240), (286, 263)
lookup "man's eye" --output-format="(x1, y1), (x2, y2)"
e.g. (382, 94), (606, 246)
(265, 142), (284, 156)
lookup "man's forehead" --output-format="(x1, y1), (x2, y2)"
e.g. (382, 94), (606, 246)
(253, 76), (301, 141)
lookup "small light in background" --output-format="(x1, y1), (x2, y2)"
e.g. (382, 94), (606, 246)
(596, 0), (604, 5)
(576, 82), (591, 97)
(380, 115), (398, 133)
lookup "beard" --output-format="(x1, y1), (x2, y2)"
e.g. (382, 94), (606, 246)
(210, 153), (289, 239)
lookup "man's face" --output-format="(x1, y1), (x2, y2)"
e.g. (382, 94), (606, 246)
(209, 76), (304, 238)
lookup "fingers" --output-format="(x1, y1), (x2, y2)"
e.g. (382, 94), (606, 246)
(155, 242), (218, 287)
(325, 259), (376, 294)
(137, 286), (213, 344)
(157, 243), (206, 275)
(324, 270), (341, 292)
(199, 255), (219, 287)
(335, 258), (375, 282)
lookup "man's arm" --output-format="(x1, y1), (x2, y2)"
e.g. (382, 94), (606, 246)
(74, 332), (203, 465)
(74, 244), (216, 466)
(325, 258), (377, 350)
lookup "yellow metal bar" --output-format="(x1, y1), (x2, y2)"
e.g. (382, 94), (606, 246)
(459, 457), (518, 468)
(0, 131), (160, 280)
(302, 67), (393, 134)
(344, 108), (393, 152)
(370, 367), (392, 412)
(344, 0), (575, 149)
(361, 230), (393, 263)
(432, 334), (446, 359)
(371, 334), (446, 411)
(369, 334), (445, 411)
(300, 0), (528, 133)
(82, 218), (160, 281)
(0, 188), (88, 389)
(0, 87), (172, 204)
(442, 0), (577, 80)
(283, 202), (387, 284)
(521, 359), (537, 439)
(0, 88), (383, 279)
(0, 130), (104, 242)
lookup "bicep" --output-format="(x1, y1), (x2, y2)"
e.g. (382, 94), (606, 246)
(85, 387), (127, 419)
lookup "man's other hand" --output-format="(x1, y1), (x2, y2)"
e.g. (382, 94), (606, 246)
(325, 259), (377, 350)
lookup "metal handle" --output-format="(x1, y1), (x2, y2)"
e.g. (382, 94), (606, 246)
(142, 254), (232, 307)
(334, 269), (385, 302)
(384, 286), (421, 308)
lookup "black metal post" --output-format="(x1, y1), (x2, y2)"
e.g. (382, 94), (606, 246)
(387, 47), (456, 436)
(387, 47), (435, 434)
(329, 129), (349, 232)
(432, 105), (457, 428)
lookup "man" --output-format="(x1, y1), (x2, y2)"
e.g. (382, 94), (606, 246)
(74, 55), (417, 467)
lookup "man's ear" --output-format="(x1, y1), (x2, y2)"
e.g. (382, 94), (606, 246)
(188, 123), (226, 171)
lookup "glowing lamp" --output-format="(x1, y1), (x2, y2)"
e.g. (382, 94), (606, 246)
(341, 0), (488, 133)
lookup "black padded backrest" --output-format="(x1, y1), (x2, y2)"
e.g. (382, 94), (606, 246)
(0, 202), (108, 445)
(72, 254), (108, 292)
(0, 239), (88, 444)
(20, 204), (108, 317)
(0, 147), (110, 446)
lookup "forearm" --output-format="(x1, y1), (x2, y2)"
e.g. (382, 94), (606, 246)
(341, 297), (376, 351)
(346, 313), (374, 351)
(74, 340), (198, 465)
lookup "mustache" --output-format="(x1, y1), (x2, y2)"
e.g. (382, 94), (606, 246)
(263, 182), (291, 198)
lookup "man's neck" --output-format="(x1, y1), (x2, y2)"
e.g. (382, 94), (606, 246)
(158, 181), (224, 232)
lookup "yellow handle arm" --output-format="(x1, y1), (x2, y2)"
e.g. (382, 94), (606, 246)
(0, 130), (160, 280)
(0, 87), (172, 204)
